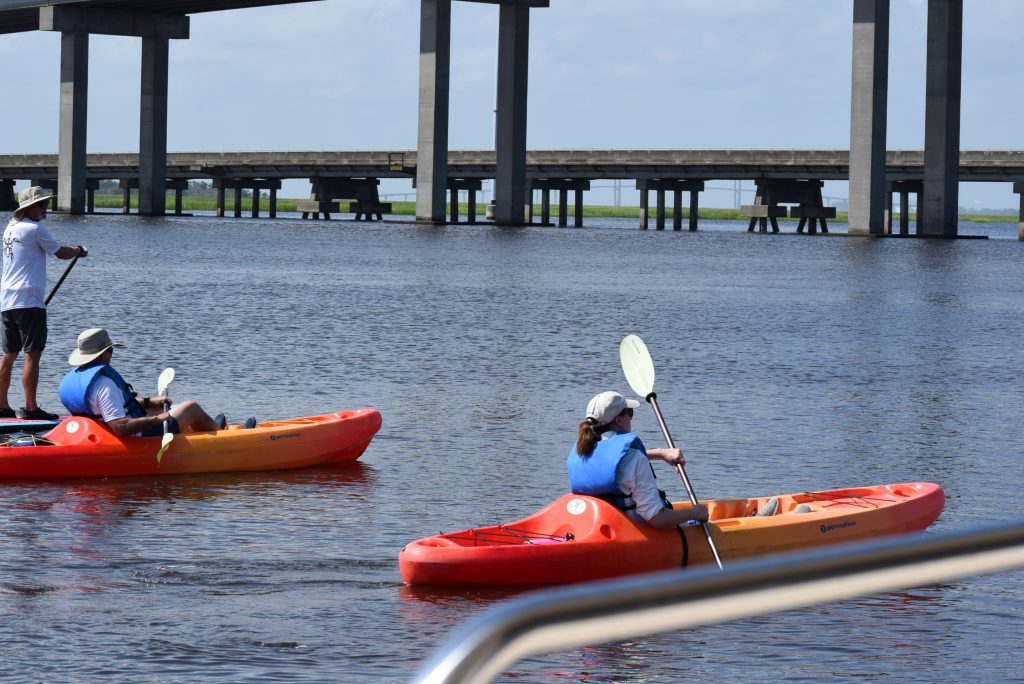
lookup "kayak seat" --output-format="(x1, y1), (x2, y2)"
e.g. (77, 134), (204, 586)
(793, 503), (812, 514)
(752, 497), (779, 517)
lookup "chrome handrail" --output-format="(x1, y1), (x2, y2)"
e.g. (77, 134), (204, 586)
(412, 520), (1024, 684)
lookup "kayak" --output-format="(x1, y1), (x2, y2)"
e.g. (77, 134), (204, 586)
(399, 482), (944, 586)
(0, 409), (382, 479)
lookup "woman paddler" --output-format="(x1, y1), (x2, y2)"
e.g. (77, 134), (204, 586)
(567, 390), (708, 528)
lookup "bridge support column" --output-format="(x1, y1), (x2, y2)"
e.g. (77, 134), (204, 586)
(121, 178), (186, 215)
(540, 188), (551, 225)
(921, 0), (963, 237)
(446, 179), (482, 224)
(493, 3), (531, 226)
(0, 180), (15, 210)
(848, 0), (889, 235)
(532, 179), (589, 227)
(416, 0), (450, 224)
(40, 6), (189, 219)
(638, 179), (704, 231)
(887, 180), (921, 235)
(1015, 182), (1024, 241)
(139, 36), (169, 216)
(58, 30), (89, 214)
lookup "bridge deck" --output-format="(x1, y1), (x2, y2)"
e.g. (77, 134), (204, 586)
(0, 0), (318, 34)
(1, 150), (1022, 183)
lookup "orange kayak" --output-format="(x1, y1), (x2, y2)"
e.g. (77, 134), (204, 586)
(0, 409), (382, 479)
(399, 482), (945, 586)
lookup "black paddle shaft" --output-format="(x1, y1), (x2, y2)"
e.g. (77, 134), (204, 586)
(45, 256), (78, 305)
(645, 391), (725, 569)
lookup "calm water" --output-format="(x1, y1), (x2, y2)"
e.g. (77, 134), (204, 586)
(1, 212), (1022, 683)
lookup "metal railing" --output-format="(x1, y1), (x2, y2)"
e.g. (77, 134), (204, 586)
(412, 520), (1024, 684)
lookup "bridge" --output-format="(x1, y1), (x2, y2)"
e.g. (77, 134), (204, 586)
(4, 149), (1023, 182)
(0, 1), (1006, 237)
(4, 149), (1022, 232)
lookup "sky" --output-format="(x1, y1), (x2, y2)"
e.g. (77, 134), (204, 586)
(1, 0), (1021, 209)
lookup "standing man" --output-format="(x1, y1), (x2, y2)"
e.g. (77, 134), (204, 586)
(1, 186), (87, 420)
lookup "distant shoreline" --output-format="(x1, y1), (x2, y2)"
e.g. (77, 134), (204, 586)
(86, 195), (1015, 224)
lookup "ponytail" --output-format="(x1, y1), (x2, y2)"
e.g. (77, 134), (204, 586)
(575, 419), (602, 456)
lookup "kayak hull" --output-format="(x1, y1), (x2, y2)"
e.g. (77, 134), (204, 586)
(0, 409), (382, 479)
(399, 482), (945, 586)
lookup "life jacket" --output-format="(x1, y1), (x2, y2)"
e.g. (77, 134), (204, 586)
(59, 363), (146, 420)
(567, 431), (667, 511)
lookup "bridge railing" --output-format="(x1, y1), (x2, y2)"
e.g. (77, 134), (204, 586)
(411, 520), (1024, 684)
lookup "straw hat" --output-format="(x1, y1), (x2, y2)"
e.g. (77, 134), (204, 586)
(68, 328), (125, 366)
(14, 186), (53, 218)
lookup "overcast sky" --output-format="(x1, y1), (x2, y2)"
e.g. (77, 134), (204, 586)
(1, 0), (1020, 208)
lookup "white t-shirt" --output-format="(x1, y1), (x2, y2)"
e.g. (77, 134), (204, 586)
(605, 434), (668, 522)
(86, 374), (129, 423)
(2, 217), (60, 311)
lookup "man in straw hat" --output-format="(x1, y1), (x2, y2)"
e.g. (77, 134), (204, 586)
(1, 186), (88, 421)
(59, 328), (231, 436)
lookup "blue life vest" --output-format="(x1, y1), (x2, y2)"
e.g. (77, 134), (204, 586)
(59, 363), (146, 420)
(567, 432), (649, 510)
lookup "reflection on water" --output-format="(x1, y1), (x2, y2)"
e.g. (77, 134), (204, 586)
(0, 215), (1021, 682)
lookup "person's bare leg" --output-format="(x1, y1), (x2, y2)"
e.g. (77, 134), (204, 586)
(21, 349), (42, 411)
(0, 351), (18, 410)
(170, 399), (220, 433)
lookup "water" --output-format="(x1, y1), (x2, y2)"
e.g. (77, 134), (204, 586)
(1, 213), (1021, 683)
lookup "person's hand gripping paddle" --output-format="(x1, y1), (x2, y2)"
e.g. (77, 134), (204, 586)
(619, 334), (724, 569)
(155, 367), (175, 464)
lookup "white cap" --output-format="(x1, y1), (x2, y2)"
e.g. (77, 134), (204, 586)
(585, 391), (640, 426)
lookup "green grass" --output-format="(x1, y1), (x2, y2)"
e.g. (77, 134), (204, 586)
(90, 195), (1013, 223)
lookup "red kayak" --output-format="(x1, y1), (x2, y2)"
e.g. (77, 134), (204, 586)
(399, 482), (945, 586)
(0, 408), (381, 479)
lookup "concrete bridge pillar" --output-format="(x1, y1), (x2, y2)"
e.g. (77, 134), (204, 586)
(39, 6), (189, 218)
(532, 179), (588, 227)
(638, 179), (704, 231)
(848, 0), (889, 235)
(493, 3), (531, 226)
(139, 36), (169, 216)
(886, 180), (922, 235)
(1015, 182), (1024, 241)
(921, 0), (963, 237)
(447, 179), (482, 224)
(415, 0), (451, 224)
(0, 180), (16, 211)
(58, 30), (89, 214)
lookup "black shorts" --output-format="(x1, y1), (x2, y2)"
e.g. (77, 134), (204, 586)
(2, 308), (47, 354)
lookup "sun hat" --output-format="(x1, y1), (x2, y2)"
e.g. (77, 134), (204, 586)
(585, 391), (640, 426)
(68, 328), (125, 366)
(14, 186), (54, 217)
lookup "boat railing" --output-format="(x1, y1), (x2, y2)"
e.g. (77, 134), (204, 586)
(411, 520), (1024, 684)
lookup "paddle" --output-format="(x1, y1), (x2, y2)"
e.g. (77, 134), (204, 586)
(619, 334), (724, 569)
(44, 253), (81, 305)
(155, 367), (175, 464)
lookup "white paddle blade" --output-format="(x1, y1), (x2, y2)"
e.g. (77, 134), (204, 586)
(619, 335), (655, 397)
(157, 367), (175, 396)
(156, 433), (173, 464)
